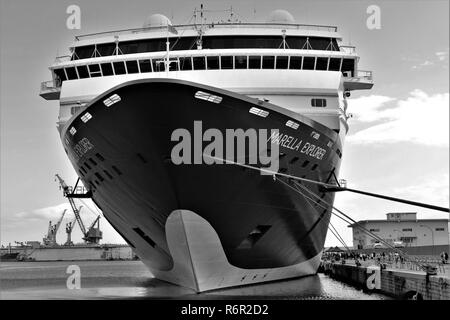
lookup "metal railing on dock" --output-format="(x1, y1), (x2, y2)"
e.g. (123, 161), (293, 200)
(322, 253), (449, 276)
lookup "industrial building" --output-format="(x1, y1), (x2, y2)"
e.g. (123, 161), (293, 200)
(349, 212), (450, 254)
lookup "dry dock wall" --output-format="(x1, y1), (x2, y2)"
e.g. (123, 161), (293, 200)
(322, 262), (450, 300)
(15, 246), (134, 261)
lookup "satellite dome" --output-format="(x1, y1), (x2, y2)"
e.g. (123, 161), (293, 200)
(267, 9), (295, 24)
(143, 14), (172, 28)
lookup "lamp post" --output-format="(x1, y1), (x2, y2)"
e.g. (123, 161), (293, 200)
(420, 224), (435, 256)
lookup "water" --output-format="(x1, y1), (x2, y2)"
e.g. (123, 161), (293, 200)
(0, 260), (391, 300)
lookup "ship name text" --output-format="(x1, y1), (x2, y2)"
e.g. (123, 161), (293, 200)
(267, 132), (327, 160)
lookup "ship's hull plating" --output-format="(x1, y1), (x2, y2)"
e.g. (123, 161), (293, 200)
(62, 79), (343, 291)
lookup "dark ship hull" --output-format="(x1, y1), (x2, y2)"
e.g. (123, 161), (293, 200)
(62, 79), (343, 291)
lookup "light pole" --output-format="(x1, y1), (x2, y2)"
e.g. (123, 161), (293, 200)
(420, 224), (435, 256)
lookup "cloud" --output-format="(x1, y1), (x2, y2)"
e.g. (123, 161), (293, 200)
(13, 203), (71, 221)
(11, 200), (101, 223)
(392, 174), (449, 209)
(406, 50), (448, 69)
(436, 51), (449, 61)
(412, 60), (434, 69)
(346, 95), (395, 123)
(347, 90), (449, 147)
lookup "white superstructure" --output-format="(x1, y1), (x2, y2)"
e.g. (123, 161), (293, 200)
(40, 10), (373, 143)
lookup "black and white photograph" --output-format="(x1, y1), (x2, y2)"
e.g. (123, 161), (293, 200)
(0, 0), (449, 311)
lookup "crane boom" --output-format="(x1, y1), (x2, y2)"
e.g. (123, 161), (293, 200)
(55, 174), (87, 236)
(88, 215), (100, 230)
(54, 209), (67, 235)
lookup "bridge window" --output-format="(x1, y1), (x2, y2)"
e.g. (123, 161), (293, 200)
(97, 43), (115, 56)
(54, 69), (67, 82)
(101, 63), (114, 76)
(120, 41), (145, 55)
(342, 58), (355, 77)
(221, 56), (233, 69)
(72, 36), (340, 61)
(262, 56), (275, 69)
(88, 64), (102, 77)
(61, 53), (351, 80)
(180, 57), (192, 70)
(402, 228), (413, 232)
(77, 65), (89, 79)
(73, 45), (94, 60)
(65, 67), (78, 80)
(276, 56), (288, 69)
(113, 61), (126, 75)
(329, 58), (341, 71)
(235, 56), (247, 69)
(289, 56), (302, 69)
(139, 59), (152, 72)
(169, 59), (179, 71)
(248, 56), (261, 69)
(193, 56), (206, 70)
(126, 60), (139, 74)
(152, 60), (162, 72)
(207, 56), (219, 70)
(303, 57), (315, 70)
(369, 229), (380, 232)
(309, 37), (331, 50)
(436, 228), (445, 231)
(316, 57), (328, 71)
(179, 57), (192, 70)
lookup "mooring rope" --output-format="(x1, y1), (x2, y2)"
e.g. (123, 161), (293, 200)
(202, 154), (449, 213)
(202, 155), (434, 270)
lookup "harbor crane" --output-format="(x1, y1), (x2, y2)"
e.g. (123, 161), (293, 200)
(55, 174), (102, 244)
(64, 209), (80, 246)
(42, 209), (67, 246)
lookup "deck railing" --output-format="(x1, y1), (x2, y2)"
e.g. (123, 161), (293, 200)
(40, 80), (59, 91)
(340, 45), (356, 54)
(355, 70), (373, 81)
(74, 22), (338, 41)
(55, 55), (72, 63)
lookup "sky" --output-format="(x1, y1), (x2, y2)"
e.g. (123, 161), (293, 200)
(0, 0), (448, 248)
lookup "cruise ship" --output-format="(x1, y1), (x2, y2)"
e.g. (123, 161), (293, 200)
(39, 9), (373, 292)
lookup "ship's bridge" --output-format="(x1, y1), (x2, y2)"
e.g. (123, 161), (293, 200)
(40, 13), (373, 100)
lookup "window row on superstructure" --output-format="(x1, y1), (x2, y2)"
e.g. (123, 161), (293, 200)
(72, 36), (340, 60)
(54, 54), (355, 83)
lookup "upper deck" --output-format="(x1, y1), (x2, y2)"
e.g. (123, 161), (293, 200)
(72, 22), (341, 47)
(69, 22), (343, 61)
(40, 12), (373, 100)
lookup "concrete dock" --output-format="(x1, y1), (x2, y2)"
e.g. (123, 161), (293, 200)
(320, 260), (450, 300)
